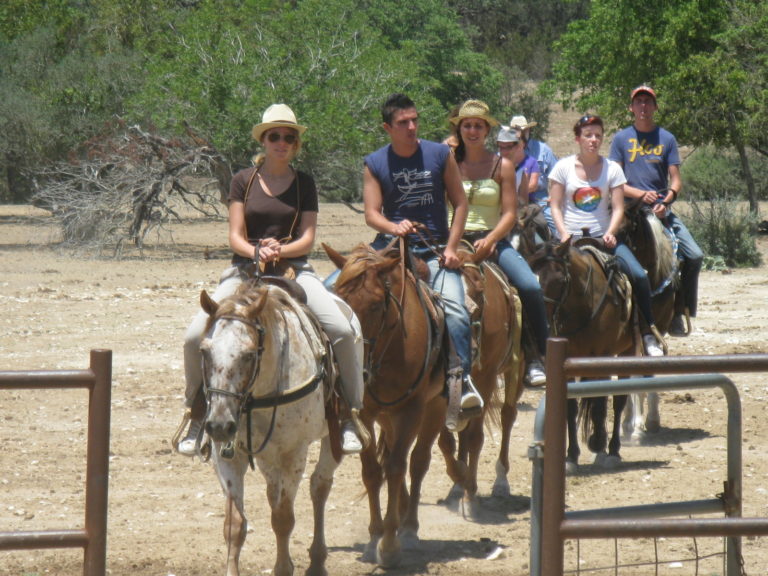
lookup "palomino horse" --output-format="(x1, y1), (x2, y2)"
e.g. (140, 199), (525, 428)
(200, 280), (340, 576)
(621, 202), (679, 441)
(438, 245), (525, 508)
(323, 241), (462, 568)
(528, 240), (638, 473)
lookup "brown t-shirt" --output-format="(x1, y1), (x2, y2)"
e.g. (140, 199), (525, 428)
(229, 166), (319, 263)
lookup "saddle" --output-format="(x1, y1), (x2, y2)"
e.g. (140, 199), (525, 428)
(242, 260), (307, 304)
(573, 239), (633, 323)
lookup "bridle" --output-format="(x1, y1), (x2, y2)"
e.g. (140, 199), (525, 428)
(202, 305), (327, 468)
(346, 240), (436, 407)
(535, 245), (615, 337)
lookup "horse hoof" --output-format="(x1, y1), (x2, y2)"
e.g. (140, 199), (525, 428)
(362, 540), (378, 564)
(565, 461), (578, 476)
(377, 541), (402, 568)
(645, 419), (661, 434)
(593, 452), (608, 466)
(447, 483), (464, 502)
(491, 481), (511, 498)
(603, 455), (622, 469)
(630, 430), (646, 445)
(399, 529), (420, 551)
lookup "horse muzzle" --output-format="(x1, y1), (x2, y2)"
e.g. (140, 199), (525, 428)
(205, 417), (238, 443)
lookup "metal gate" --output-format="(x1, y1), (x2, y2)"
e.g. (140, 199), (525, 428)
(530, 338), (768, 576)
(0, 349), (112, 576)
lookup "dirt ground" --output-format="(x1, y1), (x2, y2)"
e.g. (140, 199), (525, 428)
(1, 199), (767, 576)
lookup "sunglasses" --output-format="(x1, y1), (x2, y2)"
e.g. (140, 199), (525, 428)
(498, 143), (519, 150)
(577, 114), (599, 127)
(267, 132), (297, 144)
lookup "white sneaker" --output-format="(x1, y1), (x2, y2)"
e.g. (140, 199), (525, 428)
(525, 360), (547, 386)
(460, 376), (484, 414)
(341, 421), (363, 455)
(643, 334), (664, 357)
(177, 419), (202, 456)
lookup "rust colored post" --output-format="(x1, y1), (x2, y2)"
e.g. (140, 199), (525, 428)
(83, 349), (112, 576)
(541, 338), (568, 576)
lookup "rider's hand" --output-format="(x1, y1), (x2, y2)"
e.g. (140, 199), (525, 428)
(392, 219), (415, 237)
(652, 203), (668, 219)
(441, 247), (461, 269)
(473, 238), (494, 260)
(641, 190), (659, 205)
(602, 233), (617, 249)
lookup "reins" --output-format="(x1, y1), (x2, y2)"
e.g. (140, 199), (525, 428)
(356, 239), (436, 407)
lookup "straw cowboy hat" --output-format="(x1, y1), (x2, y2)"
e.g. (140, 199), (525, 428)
(496, 126), (520, 143)
(449, 99), (499, 127)
(509, 115), (538, 131)
(251, 103), (307, 141)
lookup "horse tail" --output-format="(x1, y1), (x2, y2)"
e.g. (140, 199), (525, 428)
(579, 397), (596, 445)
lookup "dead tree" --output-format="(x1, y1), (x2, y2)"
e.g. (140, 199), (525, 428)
(32, 120), (231, 257)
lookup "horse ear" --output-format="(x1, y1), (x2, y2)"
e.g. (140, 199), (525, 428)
(376, 255), (401, 275)
(321, 242), (348, 269)
(201, 290), (219, 316)
(247, 287), (270, 316)
(554, 241), (570, 258)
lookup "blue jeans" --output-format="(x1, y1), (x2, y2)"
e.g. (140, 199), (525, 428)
(496, 240), (549, 356)
(537, 199), (557, 240)
(370, 236), (472, 375)
(667, 211), (703, 317)
(614, 243), (655, 328)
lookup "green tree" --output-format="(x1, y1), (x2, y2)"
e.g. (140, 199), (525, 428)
(130, 0), (499, 201)
(549, 0), (766, 214)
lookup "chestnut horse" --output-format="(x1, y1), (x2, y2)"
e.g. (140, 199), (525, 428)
(528, 240), (639, 473)
(323, 242), (463, 568)
(200, 281), (340, 576)
(621, 203), (679, 441)
(438, 246), (525, 509)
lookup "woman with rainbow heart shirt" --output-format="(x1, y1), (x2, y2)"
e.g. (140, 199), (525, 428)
(548, 114), (664, 357)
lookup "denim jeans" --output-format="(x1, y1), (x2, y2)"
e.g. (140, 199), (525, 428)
(667, 211), (703, 317)
(370, 236), (472, 375)
(613, 243), (655, 328)
(496, 239), (549, 356)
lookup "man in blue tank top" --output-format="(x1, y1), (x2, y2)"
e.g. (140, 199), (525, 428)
(363, 93), (483, 427)
(609, 85), (703, 336)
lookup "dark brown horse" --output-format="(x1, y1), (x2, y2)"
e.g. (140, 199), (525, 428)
(322, 242), (465, 567)
(437, 246), (525, 509)
(528, 240), (639, 473)
(620, 202), (680, 440)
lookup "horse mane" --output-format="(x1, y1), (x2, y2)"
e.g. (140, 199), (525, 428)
(335, 244), (385, 292)
(643, 212), (677, 286)
(207, 280), (297, 340)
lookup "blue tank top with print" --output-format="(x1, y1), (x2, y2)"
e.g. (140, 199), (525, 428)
(364, 140), (451, 244)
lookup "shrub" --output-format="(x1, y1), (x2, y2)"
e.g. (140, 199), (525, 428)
(684, 196), (761, 268)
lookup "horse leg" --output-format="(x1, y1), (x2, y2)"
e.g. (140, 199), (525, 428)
(605, 395), (628, 469)
(377, 411), (421, 568)
(493, 367), (523, 497)
(214, 453), (249, 576)
(622, 392), (643, 442)
(306, 436), (339, 576)
(437, 428), (466, 503)
(399, 398), (444, 549)
(360, 423), (384, 564)
(566, 397), (580, 475)
(264, 447), (307, 576)
(645, 391), (661, 433)
(585, 396), (609, 466)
